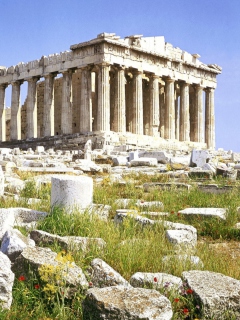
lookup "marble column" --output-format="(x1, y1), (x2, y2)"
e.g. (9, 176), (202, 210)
(80, 67), (92, 132)
(193, 85), (204, 142)
(11, 81), (22, 140)
(149, 75), (159, 137)
(175, 91), (180, 140)
(61, 70), (73, 134)
(132, 70), (143, 135)
(0, 84), (7, 141)
(26, 77), (38, 138)
(205, 87), (215, 149)
(165, 78), (175, 139)
(114, 66), (126, 133)
(159, 84), (165, 138)
(97, 63), (110, 131)
(43, 73), (55, 136)
(179, 82), (190, 141)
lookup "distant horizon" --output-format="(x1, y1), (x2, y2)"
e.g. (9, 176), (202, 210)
(1, 0), (239, 151)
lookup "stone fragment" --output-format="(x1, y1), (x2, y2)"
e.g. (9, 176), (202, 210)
(51, 175), (93, 211)
(130, 272), (182, 291)
(170, 156), (190, 170)
(129, 151), (139, 161)
(0, 251), (14, 310)
(1, 229), (35, 262)
(112, 156), (128, 166)
(138, 151), (171, 164)
(0, 166), (4, 196)
(130, 158), (158, 167)
(82, 286), (173, 320)
(30, 230), (106, 252)
(166, 229), (197, 250)
(188, 169), (213, 179)
(89, 258), (130, 288)
(178, 207), (227, 219)
(198, 184), (233, 194)
(136, 200), (164, 211)
(191, 149), (209, 167)
(201, 162), (216, 173)
(163, 255), (203, 268)
(182, 270), (240, 319)
(0, 209), (15, 239)
(12, 246), (88, 292)
(143, 182), (191, 192)
(114, 210), (155, 226)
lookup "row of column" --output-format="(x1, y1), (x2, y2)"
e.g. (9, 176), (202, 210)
(0, 64), (215, 148)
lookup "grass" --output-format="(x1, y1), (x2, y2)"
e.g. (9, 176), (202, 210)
(0, 172), (240, 319)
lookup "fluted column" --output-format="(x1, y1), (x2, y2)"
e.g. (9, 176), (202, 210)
(132, 70), (143, 135)
(43, 73), (55, 136)
(193, 85), (204, 142)
(26, 77), (38, 138)
(179, 82), (190, 141)
(165, 78), (175, 139)
(11, 81), (22, 140)
(0, 84), (7, 141)
(205, 87), (215, 149)
(149, 75), (159, 137)
(159, 84), (165, 138)
(114, 66), (126, 133)
(80, 67), (92, 132)
(97, 63), (110, 131)
(61, 70), (73, 134)
(175, 91), (180, 140)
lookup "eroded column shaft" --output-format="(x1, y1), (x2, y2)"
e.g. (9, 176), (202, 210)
(205, 88), (215, 148)
(43, 74), (55, 136)
(179, 82), (190, 141)
(0, 85), (7, 141)
(11, 81), (21, 140)
(194, 85), (204, 142)
(61, 70), (73, 134)
(132, 71), (143, 135)
(80, 68), (92, 132)
(165, 78), (175, 139)
(149, 75), (159, 137)
(27, 78), (38, 138)
(114, 67), (126, 133)
(97, 64), (110, 131)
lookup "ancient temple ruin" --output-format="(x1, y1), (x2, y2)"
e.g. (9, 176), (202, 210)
(0, 32), (221, 149)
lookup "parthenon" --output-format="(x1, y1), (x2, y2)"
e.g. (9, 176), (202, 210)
(0, 32), (221, 149)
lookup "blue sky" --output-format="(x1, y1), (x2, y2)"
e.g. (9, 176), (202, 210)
(1, 0), (240, 151)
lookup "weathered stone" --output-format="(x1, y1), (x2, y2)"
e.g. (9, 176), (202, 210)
(170, 156), (190, 170)
(166, 229), (197, 250)
(130, 272), (182, 291)
(88, 258), (130, 288)
(0, 209), (15, 239)
(82, 286), (173, 320)
(12, 246), (88, 291)
(51, 175), (93, 211)
(163, 255), (203, 268)
(112, 156), (128, 166)
(30, 229), (106, 252)
(130, 158), (158, 167)
(114, 210), (155, 226)
(0, 251), (14, 310)
(143, 182), (191, 192)
(136, 199), (164, 211)
(182, 270), (240, 319)
(1, 229), (35, 261)
(138, 151), (171, 164)
(178, 207), (227, 219)
(191, 149), (209, 167)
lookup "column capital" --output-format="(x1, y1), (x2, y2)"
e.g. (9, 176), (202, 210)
(179, 80), (191, 87)
(0, 83), (8, 89)
(27, 76), (40, 83)
(11, 80), (23, 86)
(132, 69), (142, 76)
(164, 77), (175, 83)
(148, 73), (159, 80)
(204, 87), (215, 93)
(44, 72), (58, 79)
(112, 64), (126, 72)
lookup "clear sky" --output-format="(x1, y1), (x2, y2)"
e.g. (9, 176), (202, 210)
(0, 0), (239, 151)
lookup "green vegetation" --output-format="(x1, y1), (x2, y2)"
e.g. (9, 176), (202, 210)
(1, 172), (240, 319)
